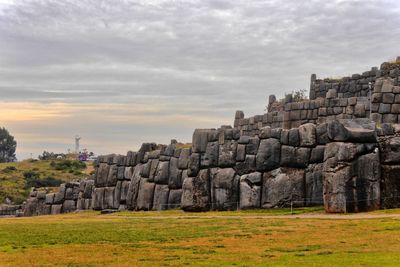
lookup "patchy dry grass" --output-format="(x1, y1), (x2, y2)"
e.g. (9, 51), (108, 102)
(0, 210), (400, 266)
(0, 160), (90, 204)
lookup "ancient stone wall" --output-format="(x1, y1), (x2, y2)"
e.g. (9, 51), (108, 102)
(20, 58), (400, 216)
(23, 181), (83, 216)
(234, 61), (400, 136)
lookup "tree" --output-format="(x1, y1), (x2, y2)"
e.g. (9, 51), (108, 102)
(0, 127), (17, 163)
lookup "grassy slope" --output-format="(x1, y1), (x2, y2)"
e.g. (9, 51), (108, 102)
(0, 160), (92, 204)
(0, 209), (400, 266)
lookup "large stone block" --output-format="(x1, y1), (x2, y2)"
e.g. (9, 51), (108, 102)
(218, 140), (237, 167)
(381, 165), (400, 208)
(154, 161), (169, 184)
(83, 180), (94, 199)
(305, 164), (323, 206)
(262, 168), (305, 208)
(168, 189), (183, 209)
(327, 119), (376, 143)
(380, 137), (400, 164)
(181, 169), (211, 212)
(235, 155), (256, 176)
(62, 200), (76, 213)
(120, 181), (130, 204)
(107, 165), (118, 186)
(256, 138), (281, 172)
(136, 179), (156, 211)
(323, 150), (380, 213)
(298, 123), (316, 147)
(169, 157), (182, 189)
(210, 168), (240, 211)
(51, 204), (63, 215)
(188, 153), (200, 177)
(95, 163), (110, 187)
(92, 187), (105, 210)
(239, 172), (262, 209)
(193, 129), (212, 153)
(201, 141), (219, 167)
(280, 146), (311, 168)
(152, 184), (170, 210)
(45, 193), (55, 205)
(178, 148), (191, 169)
(126, 164), (143, 210)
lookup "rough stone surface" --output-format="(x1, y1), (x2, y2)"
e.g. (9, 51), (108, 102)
(210, 168), (240, 210)
(262, 168), (305, 208)
(240, 172), (262, 209)
(256, 138), (281, 171)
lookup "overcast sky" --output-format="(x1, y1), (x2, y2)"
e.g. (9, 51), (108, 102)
(0, 0), (399, 159)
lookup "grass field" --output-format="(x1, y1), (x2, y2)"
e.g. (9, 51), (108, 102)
(1, 209), (400, 266)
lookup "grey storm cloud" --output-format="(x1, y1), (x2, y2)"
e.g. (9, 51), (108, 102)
(0, 0), (399, 158)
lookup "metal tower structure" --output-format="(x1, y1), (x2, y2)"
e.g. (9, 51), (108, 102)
(75, 135), (81, 154)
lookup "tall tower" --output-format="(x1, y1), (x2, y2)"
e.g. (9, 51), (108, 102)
(75, 135), (81, 154)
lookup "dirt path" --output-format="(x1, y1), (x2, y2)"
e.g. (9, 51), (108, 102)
(100, 213), (400, 220)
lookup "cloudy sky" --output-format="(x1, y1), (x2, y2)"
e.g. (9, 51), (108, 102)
(0, 0), (399, 159)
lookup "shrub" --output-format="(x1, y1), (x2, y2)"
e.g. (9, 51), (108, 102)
(1, 166), (17, 173)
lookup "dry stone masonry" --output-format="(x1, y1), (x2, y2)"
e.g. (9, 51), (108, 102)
(20, 58), (400, 215)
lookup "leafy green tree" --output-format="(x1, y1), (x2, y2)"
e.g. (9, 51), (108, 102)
(0, 127), (17, 163)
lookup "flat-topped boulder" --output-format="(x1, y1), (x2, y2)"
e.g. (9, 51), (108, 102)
(327, 119), (377, 143)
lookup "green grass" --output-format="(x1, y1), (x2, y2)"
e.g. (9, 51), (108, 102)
(0, 210), (400, 266)
(0, 160), (90, 204)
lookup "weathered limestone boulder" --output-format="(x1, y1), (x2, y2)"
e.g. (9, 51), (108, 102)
(136, 179), (156, 211)
(201, 141), (219, 167)
(45, 193), (55, 205)
(305, 164), (323, 206)
(51, 204), (62, 215)
(124, 166), (133, 180)
(381, 165), (400, 208)
(126, 164), (143, 210)
(327, 119), (376, 143)
(356, 153), (380, 212)
(62, 200), (76, 213)
(95, 163), (110, 187)
(103, 187), (118, 209)
(299, 123), (316, 147)
(261, 168), (305, 208)
(92, 187), (105, 210)
(188, 153), (200, 177)
(140, 161), (151, 178)
(218, 140), (237, 167)
(193, 129), (212, 153)
(323, 146), (380, 213)
(210, 168), (240, 210)
(235, 155), (256, 175)
(107, 165), (118, 186)
(119, 181), (130, 204)
(316, 123), (329, 145)
(240, 172), (262, 209)
(152, 184), (170, 210)
(53, 184), (66, 204)
(168, 157), (182, 189)
(168, 189), (182, 209)
(83, 180), (94, 199)
(178, 148), (191, 169)
(256, 138), (281, 171)
(310, 146), (325, 163)
(147, 159), (158, 182)
(280, 146), (310, 168)
(181, 169), (210, 212)
(117, 166), (125, 180)
(154, 161), (169, 184)
(380, 136), (400, 164)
